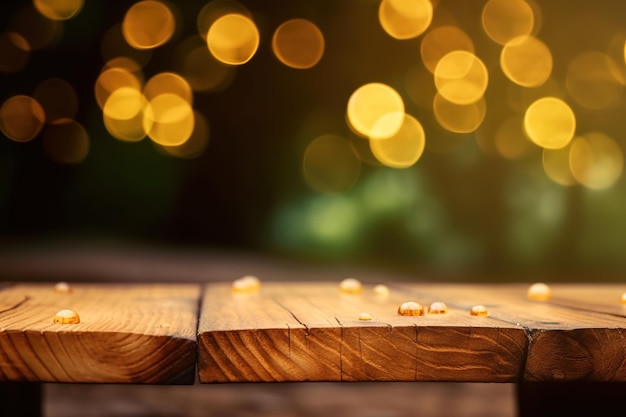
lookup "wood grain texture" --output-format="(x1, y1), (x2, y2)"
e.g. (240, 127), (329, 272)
(394, 283), (626, 382)
(0, 284), (199, 384)
(197, 282), (528, 383)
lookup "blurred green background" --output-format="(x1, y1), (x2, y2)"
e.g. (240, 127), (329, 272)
(2, 0), (626, 281)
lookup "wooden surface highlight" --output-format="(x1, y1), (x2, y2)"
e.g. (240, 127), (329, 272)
(2, 281), (626, 384)
(0, 284), (200, 384)
(198, 282), (528, 383)
(198, 282), (626, 383)
(391, 283), (626, 382)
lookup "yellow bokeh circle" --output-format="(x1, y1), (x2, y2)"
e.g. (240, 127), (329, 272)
(347, 83), (405, 138)
(207, 13), (259, 65)
(434, 51), (488, 105)
(524, 97), (576, 150)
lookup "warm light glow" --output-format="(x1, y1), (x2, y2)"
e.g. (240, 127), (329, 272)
(370, 113), (426, 168)
(272, 19), (325, 69)
(207, 13), (259, 65)
(122, 0), (176, 50)
(570, 132), (623, 190)
(500, 35), (552, 87)
(0, 33), (30, 74)
(101, 24), (152, 69)
(347, 83), (405, 138)
(420, 26), (475, 74)
(378, 0), (433, 40)
(524, 97), (576, 149)
(159, 110), (210, 159)
(42, 119), (89, 164)
(543, 146), (576, 186)
(144, 72), (193, 104)
(482, 0), (534, 45)
(494, 116), (533, 159)
(7, 5), (63, 50)
(197, 0), (251, 40)
(33, 78), (79, 124)
(434, 51), (488, 105)
(433, 94), (486, 133)
(174, 36), (235, 92)
(303, 134), (361, 193)
(144, 93), (195, 146)
(34, 0), (84, 21)
(102, 87), (149, 142)
(95, 67), (143, 110)
(566, 51), (623, 110)
(0, 95), (45, 142)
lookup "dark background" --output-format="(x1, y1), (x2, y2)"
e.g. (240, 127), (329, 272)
(2, 0), (626, 281)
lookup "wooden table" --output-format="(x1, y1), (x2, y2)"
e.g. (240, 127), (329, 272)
(2, 281), (626, 416)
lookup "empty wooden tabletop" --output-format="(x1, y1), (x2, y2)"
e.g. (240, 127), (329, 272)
(198, 282), (626, 383)
(0, 283), (200, 384)
(2, 281), (626, 384)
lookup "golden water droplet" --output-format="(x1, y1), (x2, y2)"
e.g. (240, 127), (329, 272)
(620, 292), (626, 304)
(397, 301), (424, 316)
(527, 282), (551, 301)
(373, 284), (390, 297)
(358, 312), (373, 321)
(428, 301), (448, 314)
(231, 275), (261, 293)
(53, 309), (80, 324)
(339, 278), (363, 294)
(470, 305), (489, 316)
(159, 322), (171, 328)
(54, 282), (71, 294)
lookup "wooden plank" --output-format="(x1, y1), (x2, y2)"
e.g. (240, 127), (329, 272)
(197, 282), (527, 383)
(0, 283), (200, 384)
(394, 283), (626, 382)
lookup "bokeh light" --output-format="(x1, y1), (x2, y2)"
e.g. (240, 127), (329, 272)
(433, 94), (486, 134)
(4, 0), (626, 277)
(482, 0), (534, 45)
(378, 0), (433, 40)
(303, 134), (361, 193)
(0, 95), (45, 143)
(144, 93), (195, 146)
(566, 51), (623, 110)
(7, 4), (63, 50)
(434, 51), (488, 105)
(524, 97), (576, 149)
(33, 78), (79, 124)
(101, 24), (152, 69)
(33, 0), (84, 21)
(197, 0), (251, 40)
(500, 35), (552, 87)
(543, 146), (576, 186)
(144, 72), (193, 104)
(570, 132), (623, 190)
(102, 87), (149, 142)
(122, 0), (176, 50)
(347, 83), (405, 138)
(272, 19), (325, 69)
(369, 113), (426, 168)
(158, 110), (210, 159)
(42, 119), (89, 164)
(0, 32), (30, 74)
(207, 13), (259, 65)
(95, 67), (143, 110)
(174, 36), (235, 92)
(420, 25), (475, 74)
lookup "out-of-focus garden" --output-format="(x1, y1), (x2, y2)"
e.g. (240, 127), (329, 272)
(2, 0), (626, 281)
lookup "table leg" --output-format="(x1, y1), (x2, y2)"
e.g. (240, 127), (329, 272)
(516, 381), (626, 417)
(0, 382), (42, 417)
